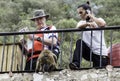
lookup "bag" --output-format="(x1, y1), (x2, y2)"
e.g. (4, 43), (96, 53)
(48, 41), (60, 58)
(108, 43), (120, 66)
(46, 26), (60, 58)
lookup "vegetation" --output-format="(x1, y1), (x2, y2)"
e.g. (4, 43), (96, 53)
(0, 0), (119, 31)
(0, 0), (120, 68)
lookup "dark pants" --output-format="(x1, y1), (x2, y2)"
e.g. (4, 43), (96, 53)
(72, 39), (108, 68)
(25, 57), (38, 71)
(25, 50), (59, 71)
(25, 51), (41, 71)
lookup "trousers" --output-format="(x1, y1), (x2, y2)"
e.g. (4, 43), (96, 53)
(72, 39), (108, 68)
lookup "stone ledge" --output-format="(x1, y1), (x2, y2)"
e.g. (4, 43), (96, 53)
(0, 67), (120, 81)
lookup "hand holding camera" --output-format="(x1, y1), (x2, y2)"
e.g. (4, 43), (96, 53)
(86, 22), (96, 28)
(86, 10), (91, 22)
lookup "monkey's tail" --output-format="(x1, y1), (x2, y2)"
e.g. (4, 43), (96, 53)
(53, 54), (57, 63)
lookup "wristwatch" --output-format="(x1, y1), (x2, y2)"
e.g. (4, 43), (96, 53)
(36, 37), (41, 42)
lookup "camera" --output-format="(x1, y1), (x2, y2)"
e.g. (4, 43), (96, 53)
(86, 10), (91, 22)
(86, 16), (90, 22)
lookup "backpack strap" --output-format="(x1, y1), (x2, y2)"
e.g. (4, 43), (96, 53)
(45, 26), (52, 30)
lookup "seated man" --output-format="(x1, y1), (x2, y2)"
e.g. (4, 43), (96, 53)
(19, 9), (60, 71)
(69, 2), (108, 69)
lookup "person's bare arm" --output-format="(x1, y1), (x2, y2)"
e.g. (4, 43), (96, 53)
(40, 37), (57, 46)
(30, 35), (57, 46)
(93, 17), (106, 27)
(86, 14), (106, 28)
(76, 22), (96, 29)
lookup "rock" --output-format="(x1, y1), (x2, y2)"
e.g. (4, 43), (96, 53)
(0, 68), (120, 81)
(0, 73), (10, 81)
(106, 65), (113, 72)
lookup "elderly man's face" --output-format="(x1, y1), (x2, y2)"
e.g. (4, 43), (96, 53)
(35, 17), (46, 28)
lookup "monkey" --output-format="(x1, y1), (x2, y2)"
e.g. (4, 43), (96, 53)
(35, 49), (57, 72)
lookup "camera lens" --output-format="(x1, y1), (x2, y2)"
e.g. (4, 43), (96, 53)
(86, 16), (90, 22)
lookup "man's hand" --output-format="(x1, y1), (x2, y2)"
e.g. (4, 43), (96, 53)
(36, 37), (42, 42)
(86, 22), (97, 28)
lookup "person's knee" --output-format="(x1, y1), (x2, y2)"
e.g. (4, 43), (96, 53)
(76, 39), (82, 44)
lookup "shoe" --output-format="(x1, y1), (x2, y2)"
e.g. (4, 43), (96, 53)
(69, 63), (79, 70)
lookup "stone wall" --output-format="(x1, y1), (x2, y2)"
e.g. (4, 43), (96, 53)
(0, 67), (120, 81)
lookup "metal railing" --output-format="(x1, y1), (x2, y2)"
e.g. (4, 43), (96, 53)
(0, 26), (120, 73)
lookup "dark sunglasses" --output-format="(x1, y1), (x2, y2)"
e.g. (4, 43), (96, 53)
(79, 12), (83, 14)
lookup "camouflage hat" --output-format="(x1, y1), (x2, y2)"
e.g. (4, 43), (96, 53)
(30, 9), (49, 21)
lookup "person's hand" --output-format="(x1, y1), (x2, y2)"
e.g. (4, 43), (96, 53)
(19, 39), (27, 44)
(36, 37), (42, 42)
(86, 14), (95, 22)
(86, 22), (97, 28)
